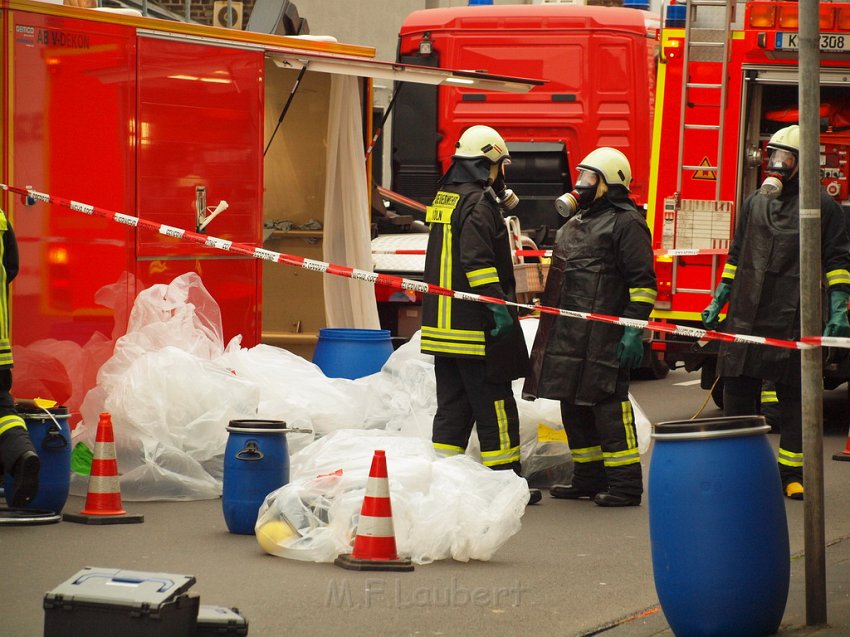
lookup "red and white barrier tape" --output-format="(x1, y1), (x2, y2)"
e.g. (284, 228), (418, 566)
(371, 247), (729, 258)
(6, 184), (843, 351)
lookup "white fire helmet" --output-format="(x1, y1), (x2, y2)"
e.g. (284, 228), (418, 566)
(577, 147), (632, 190)
(555, 147), (631, 218)
(760, 125), (800, 199)
(454, 125), (511, 164)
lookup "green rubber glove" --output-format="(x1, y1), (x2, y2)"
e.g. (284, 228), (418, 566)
(489, 304), (514, 338)
(71, 441), (93, 476)
(824, 290), (850, 338)
(701, 282), (731, 330)
(617, 327), (644, 369)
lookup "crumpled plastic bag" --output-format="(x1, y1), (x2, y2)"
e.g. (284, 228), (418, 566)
(255, 429), (529, 564)
(72, 273), (258, 500)
(68, 273), (651, 503)
(255, 470), (348, 563)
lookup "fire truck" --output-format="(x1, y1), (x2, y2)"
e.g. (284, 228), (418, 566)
(0, 0), (537, 422)
(647, 0), (850, 395)
(391, 2), (659, 244)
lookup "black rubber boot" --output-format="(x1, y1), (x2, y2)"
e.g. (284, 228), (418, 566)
(0, 425), (40, 507)
(594, 491), (641, 507)
(528, 488), (542, 505)
(10, 450), (40, 507)
(550, 484), (601, 500)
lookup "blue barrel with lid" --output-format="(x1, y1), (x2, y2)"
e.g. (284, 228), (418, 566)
(222, 420), (291, 535)
(649, 415), (789, 637)
(4, 406), (72, 513)
(311, 328), (394, 379)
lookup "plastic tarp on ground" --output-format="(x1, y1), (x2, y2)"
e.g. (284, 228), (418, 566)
(255, 430), (529, 565)
(69, 272), (650, 507)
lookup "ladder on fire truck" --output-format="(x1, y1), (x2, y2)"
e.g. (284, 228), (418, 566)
(672, 0), (738, 298)
(676, 0), (736, 200)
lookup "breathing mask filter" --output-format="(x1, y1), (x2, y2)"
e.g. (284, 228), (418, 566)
(491, 158), (520, 211)
(759, 125), (800, 199)
(759, 147), (797, 199)
(555, 169), (599, 218)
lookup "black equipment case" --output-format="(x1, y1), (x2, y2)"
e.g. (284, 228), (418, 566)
(43, 566), (200, 637)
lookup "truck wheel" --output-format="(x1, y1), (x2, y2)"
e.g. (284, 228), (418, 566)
(632, 357), (670, 380)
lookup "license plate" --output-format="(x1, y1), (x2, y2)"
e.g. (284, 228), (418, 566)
(776, 32), (850, 52)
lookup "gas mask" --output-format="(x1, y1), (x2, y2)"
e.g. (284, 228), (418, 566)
(490, 159), (520, 211)
(759, 147), (797, 199)
(555, 169), (600, 218)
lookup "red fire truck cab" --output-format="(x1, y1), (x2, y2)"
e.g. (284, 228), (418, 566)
(392, 3), (659, 246)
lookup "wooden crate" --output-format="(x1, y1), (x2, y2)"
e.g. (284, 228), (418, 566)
(514, 262), (550, 294)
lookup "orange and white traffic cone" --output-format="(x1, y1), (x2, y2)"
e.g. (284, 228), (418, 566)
(335, 449), (413, 572)
(63, 413), (144, 525)
(834, 427), (850, 462)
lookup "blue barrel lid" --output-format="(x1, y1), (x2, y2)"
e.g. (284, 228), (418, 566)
(228, 419), (287, 431)
(624, 0), (650, 9)
(654, 415), (769, 439)
(318, 328), (391, 341)
(16, 405), (69, 417)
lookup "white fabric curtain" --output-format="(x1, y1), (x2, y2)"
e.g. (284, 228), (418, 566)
(322, 75), (380, 329)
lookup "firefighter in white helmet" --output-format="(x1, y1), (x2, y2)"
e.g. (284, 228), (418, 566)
(524, 147), (657, 507)
(420, 124), (541, 506)
(701, 124), (850, 500)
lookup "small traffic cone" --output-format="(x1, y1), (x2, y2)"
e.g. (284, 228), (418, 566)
(63, 413), (143, 525)
(335, 450), (413, 572)
(833, 427), (850, 462)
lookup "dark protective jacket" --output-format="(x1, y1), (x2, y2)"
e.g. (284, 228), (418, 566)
(523, 196), (656, 405)
(420, 182), (529, 381)
(0, 210), (16, 370)
(718, 180), (850, 384)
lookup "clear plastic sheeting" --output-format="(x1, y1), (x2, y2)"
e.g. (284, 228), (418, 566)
(70, 273), (648, 502)
(256, 430), (529, 564)
(72, 273), (259, 501)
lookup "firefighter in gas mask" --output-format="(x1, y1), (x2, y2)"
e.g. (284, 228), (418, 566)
(702, 124), (850, 500)
(524, 148), (656, 507)
(420, 124), (540, 505)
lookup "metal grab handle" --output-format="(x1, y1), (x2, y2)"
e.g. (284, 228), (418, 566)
(43, 425), (69, 450)
(235, 441), (264, 461)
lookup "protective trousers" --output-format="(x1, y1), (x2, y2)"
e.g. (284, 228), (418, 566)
(723, 375), (802, 486)
(0, 370), (31, 475)
(559, 372), (642, 498)
(432, 356), (522, 473)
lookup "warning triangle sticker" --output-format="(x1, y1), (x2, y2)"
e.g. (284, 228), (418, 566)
(693, 157), (717, 181)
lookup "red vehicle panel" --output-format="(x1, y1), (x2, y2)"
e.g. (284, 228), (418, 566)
(648, 1), (850, 366)
(393, 4), (658, 238)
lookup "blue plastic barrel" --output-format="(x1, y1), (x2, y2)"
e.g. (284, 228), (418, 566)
(311, 328), (394, 379)
(649, 416), (789, 637)
(4, 406), (72, 513)
(623, 0), (651, 10)
(222, 420), (290, 535)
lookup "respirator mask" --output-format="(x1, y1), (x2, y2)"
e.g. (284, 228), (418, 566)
(555, 169), (599, 218)
(491, 159), (520, 211)
(759, 148), (797, 199)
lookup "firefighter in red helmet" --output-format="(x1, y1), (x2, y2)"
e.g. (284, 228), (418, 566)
(420, 124), (541, 505)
